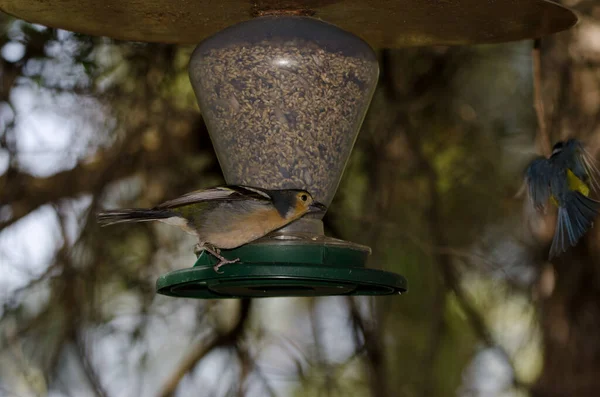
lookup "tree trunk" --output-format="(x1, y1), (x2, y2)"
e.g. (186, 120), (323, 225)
(533, 3), (600, 396)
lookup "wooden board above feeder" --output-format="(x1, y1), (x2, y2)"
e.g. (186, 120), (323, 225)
(0, 0), (576, 47)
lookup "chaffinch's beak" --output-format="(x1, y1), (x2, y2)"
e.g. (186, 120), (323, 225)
(308, 202), (327, 214)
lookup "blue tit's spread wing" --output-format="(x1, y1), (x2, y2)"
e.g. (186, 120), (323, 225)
(549, 191), (600, 259)
(562, 139), (600, 192)
(549, 207), (568, 259)
(563, 139), (588, 180)
(155, 186), (271, 209)
(576, 141), (600, 192)
(526, 157), (552, 210)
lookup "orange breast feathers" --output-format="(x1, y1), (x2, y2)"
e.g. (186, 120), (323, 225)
(202, 206), (288, 249)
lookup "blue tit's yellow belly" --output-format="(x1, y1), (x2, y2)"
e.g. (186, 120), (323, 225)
(567, 168), (590, 196)
(550, 169), (590, 207)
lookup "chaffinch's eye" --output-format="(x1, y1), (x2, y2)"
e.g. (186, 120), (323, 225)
(301, 194), (308, 202)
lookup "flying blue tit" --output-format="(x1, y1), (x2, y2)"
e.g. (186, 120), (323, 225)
(525, 139), (600, 258)
(97, 185), (327, 272)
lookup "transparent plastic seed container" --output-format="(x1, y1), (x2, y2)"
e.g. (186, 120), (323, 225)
(188, 16), (379, 215)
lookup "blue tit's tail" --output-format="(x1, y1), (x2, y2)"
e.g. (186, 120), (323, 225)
(97, 208), (178, 227)
(549, 192), (600, 258)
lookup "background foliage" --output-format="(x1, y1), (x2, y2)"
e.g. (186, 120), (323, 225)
(1, 1), (600, 396)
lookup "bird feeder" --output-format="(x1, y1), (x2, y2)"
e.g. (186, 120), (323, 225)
(0, 0), (577, 298)
(154, 15), (410, 298)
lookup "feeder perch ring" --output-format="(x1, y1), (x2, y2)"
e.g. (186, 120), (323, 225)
(156, 241), (407, 298)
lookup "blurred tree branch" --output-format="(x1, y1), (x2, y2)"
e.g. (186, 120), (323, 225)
(346, 297), (387, 397)
(0, 23), (52, 103)
(404, 113), (528, 392)
(73, 332), (109, 397)
(533, 39), (551, 158)
(529, 4), (600, 394)
(233, 338), (278, 397)
(158, 299), (252, 397)
(0, 122), (148, 231)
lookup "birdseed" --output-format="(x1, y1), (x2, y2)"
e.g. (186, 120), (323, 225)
(189, 38), (378, 206)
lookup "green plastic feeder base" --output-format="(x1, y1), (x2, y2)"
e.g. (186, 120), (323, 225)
(156, 241), (407, 299)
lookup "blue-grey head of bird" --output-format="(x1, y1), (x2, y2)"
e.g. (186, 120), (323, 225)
(267, 189), (327, 219)
(552, 139), (584, 159)
(551, 141), (564, 157)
